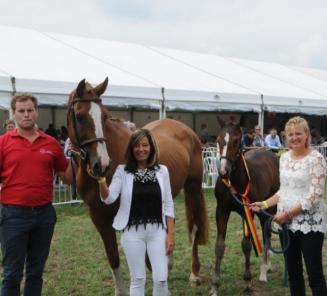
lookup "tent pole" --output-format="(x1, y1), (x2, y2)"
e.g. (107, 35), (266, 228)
(160, 87), (166, 119)
(9, 76), (16, 118)
(259, 94), (264, 133)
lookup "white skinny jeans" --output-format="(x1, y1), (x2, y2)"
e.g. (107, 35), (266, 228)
(120, 223), (169, 296)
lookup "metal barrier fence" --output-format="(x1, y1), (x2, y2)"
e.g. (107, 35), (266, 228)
(202, 146), (220, 189)
(314, 145), (327, 160)
(53, 145), (327, 203)
(53, 179), (82, 205)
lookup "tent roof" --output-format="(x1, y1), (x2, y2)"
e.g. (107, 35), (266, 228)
(1, 25), (327, 114)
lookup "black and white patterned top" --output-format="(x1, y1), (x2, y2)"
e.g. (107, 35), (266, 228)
(127, 168), (163, 229)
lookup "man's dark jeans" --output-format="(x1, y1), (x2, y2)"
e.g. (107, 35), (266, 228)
(0, 203), (56, 296)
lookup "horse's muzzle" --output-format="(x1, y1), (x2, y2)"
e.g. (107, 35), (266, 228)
(89, 157), (110, 178)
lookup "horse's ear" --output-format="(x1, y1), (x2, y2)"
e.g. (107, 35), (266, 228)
(76, 79), (86, 98)
(94, 77), (109, 96)
(216, 115), (226, 128)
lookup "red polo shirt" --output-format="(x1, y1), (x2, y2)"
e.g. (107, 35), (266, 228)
(0, 130), (68, 207)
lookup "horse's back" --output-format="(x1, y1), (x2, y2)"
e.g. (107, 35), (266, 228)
(144, 119), (202, 195)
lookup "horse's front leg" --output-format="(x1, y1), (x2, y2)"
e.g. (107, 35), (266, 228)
(210, 206), (230, 296)
(89, 205), (128, 296)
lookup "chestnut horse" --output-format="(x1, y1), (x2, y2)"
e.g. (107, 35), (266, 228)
(67, 78), (209, 295)
(210, 120), (279, 296)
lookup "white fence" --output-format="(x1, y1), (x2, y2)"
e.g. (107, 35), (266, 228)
(53, 180), (81, 206)
(202, 146), (220, 189)
(53, 145), (327, 204)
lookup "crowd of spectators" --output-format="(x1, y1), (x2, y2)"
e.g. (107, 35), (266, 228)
(198, 121), (327, 153)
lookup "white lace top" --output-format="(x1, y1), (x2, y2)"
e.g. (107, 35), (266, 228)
(276, 149), (327, 234)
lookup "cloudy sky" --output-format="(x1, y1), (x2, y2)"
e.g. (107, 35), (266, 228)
(1, 0), (326, 69)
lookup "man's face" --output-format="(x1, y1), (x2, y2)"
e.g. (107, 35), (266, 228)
(270, 129), (277, 138)
(13, 100), (38, 130)
(5, 123), (15, 132)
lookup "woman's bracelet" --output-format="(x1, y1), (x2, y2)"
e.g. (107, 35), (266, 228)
(98, 177), (106, 184)
(262, 200), (269, 209)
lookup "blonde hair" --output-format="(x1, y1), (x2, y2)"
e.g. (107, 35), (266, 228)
(285, 116), (310, 146)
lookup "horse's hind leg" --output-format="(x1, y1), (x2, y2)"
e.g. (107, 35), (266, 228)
(183, 177), (209, 286)
(90, 207), (128, 296)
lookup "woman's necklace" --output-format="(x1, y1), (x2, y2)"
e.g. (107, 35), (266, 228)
(134, 168), (157, 183)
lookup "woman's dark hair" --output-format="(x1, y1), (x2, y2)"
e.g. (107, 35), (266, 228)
(125, 129), (159, 173)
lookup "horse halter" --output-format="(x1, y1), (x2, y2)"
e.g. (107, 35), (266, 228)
(69, 97), (107, 162)
(219, 141), (242, 169)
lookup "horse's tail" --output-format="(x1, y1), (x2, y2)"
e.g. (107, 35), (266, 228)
(184, 177), (209, 245)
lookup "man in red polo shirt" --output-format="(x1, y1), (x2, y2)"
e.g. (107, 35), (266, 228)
(0, 93), (72, 296)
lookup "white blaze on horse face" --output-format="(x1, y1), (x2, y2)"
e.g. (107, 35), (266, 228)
(220, 132), (230, 176)
(89, 102), (110, 169)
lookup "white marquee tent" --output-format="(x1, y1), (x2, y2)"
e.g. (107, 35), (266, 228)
(1, 25), (327, 123)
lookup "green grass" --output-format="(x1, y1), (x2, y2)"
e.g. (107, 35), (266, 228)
(6, 189), (327, 295)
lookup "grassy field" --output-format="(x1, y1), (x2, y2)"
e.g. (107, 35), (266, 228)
(29, 190), (327, 295)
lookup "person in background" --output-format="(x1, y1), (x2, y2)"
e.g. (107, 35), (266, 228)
(97, 129), (174, 296)
(279, 130), (287, 147)
(200, 123), (209, 144)
(242, 128), (255, 150)
(249, 116), (327, 296)
(3, 119), (15, 133)
(265, 127), (282, 151)
(64, 137), (72, 159)
(60, 126), (68, 142)
(45, 123), (58, 140)
(0, 93), (73, 296)
(253, 125), (265, 147)
(311, 129), (325, 146)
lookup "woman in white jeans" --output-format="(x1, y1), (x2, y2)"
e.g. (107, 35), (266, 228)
(97, 129), (175, 296)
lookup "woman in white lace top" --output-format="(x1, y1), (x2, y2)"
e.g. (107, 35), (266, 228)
(250, 116), (327, 296)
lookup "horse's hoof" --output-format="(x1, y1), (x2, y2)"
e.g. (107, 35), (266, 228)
(189, 273), (201, 287)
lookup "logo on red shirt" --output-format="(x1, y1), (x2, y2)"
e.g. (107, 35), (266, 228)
(39, 148), (54, 155)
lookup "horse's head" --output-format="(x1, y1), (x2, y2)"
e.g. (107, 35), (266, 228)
(67, 78), (110, 177)
(216, 117), (242, 178)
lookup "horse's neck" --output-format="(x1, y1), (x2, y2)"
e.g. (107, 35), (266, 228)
(230, 155), (249, 192)
(105, 120), (131, 164)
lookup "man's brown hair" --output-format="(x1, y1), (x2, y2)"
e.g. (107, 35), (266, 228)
(11, 93), (38, 111)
